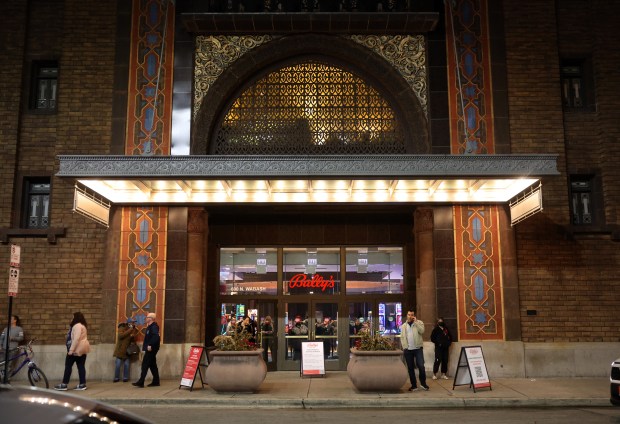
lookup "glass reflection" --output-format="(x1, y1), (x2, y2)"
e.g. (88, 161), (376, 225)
(219, 248), (277, 295)
(345, 247), (404, 294)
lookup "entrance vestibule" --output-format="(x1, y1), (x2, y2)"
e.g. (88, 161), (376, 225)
(217, 244), (408, 371)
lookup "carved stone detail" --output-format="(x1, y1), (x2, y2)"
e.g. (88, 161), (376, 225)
(58, 154), (559, 178)
(348, 35), (427, 116)
(194, 35), (272, 118)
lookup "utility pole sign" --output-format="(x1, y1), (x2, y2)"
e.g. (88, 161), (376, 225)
(8, 244), (21, 296)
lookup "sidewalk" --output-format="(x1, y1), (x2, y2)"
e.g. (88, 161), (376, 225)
(73, 372), (612, 409)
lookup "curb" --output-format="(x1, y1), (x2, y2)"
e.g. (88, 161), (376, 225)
(98, 397), (612, 409)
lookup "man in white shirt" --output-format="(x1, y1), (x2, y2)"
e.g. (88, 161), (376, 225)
(399, 309), (429, 391)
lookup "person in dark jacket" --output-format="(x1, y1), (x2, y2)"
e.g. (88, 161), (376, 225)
(132, 312), (160, 387)
(430, 317), (452, 380)
(113, 321), (138, 382)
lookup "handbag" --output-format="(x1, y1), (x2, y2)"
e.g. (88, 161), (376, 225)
(126, 341), (140, 356)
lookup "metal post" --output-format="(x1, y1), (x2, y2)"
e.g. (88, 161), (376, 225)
(3, 296), (13, 384)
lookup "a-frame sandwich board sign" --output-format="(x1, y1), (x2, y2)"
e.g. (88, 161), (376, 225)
(179, 345), (209, 391)
(452, 345), (492, 392)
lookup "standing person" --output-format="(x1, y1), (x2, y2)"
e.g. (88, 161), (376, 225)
(315, 318), (332, 359)
(132, 312), (160, 388)
(0, 315), (24, 352)
(400, 309), (429, 391)
(113, 321), (138, 382)
(225, 317), (237, 335)
(430, 317), (452, 380)
(288, 316), (308, 361)
(260, 315), (275, 363)
(54, 312), (91, 391)
(1, 315), (24, 379)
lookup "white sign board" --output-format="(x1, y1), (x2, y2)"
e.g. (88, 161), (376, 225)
(301, 341), (325, 376)
(510, 185), (543, 225)
(10, 244), (21, 268)
(452, 345), (492, 392)
(464, 346), (491, 389)
(8, 267), (19, 297)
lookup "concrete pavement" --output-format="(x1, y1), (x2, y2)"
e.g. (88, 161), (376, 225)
(64, 372), (612, 409)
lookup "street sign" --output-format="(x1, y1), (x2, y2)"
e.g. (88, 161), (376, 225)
(8, 267), (19, 297)
(10, 244), (21, 268)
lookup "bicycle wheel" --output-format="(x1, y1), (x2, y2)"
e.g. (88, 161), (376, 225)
(28, 366), (49, 388)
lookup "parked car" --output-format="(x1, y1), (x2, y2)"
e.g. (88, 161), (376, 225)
(611, 357), (620, 406)
(0, 384), (153, 423)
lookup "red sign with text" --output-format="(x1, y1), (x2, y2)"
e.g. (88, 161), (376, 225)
(180, 346), (205, 388)
(288, 274), (335, 292)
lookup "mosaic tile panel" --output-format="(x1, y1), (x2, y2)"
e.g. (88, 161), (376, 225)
(454, 205), (505, 340)
(119, 0), (173, 339)
(446, 0), (495, 154)
(447, 0), (504, 340)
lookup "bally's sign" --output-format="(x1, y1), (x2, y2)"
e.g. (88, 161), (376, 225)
(288, 274), (337, 292)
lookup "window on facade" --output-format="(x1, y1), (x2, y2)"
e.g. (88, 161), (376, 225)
(560, 59), (593, 110)
(283, 247), (340, 294)
(23, 178), (51, 229)
(30, 61), (58, 111)
(219, 248), (278, 295)
(570, 176), (594, 225)
(345, 247), (403, 294)
(214, 61), (405, 154)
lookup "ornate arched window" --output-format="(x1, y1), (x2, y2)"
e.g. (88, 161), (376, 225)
(212, 61), (406, 155)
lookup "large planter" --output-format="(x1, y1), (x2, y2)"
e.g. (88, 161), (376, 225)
(347, 348), (408, 392)
(205, 349), (267, 392)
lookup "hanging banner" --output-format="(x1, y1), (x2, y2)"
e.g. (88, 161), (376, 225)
(301, 341), (325, 377)
(179, 345), (208, 391)
(452, 345), (492, 392)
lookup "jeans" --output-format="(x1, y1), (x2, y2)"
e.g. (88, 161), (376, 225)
(114, 357), (130, 381)
(403, 348), (426, 388)
(62, 354), (87, 385)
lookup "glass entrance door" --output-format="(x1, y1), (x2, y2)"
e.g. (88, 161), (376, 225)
(280, 301), (340, 371)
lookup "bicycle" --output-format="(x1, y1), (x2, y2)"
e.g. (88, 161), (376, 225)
(0, 338), (49, 388)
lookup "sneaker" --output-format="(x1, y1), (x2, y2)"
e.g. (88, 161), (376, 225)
(421, 384), (430, 391)
(113, 379), (120, 383)
(408, 386), (419, 392)
(74, 384), (87, 391)
(54, 383), (68, 391)
(432, 374), (437, 380)
(441, 374), (449, 380)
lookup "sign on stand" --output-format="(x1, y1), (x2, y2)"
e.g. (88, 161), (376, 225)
(300, 341), (325, 377)
(452, 345), (492, 392)
(8, 244), (20, 297)
(179, 345), (208, 391)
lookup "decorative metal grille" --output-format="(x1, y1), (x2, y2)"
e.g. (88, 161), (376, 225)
(213, 62), (406, 155)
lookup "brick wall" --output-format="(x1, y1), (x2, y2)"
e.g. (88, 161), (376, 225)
(504, 0), (620, 342)
(0, 0), (118, 346)
(0, 0), (27, 227)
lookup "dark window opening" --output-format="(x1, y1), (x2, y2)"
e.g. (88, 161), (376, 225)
(560, 58), (594, 111)
(570, 176), (593, 225)
(23, 178), (51, 229)
(30, 61), (58, 111)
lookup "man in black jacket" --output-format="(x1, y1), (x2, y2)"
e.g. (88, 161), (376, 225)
(133, 312), (160, 388)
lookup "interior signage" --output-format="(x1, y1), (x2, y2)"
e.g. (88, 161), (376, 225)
(288, 273), (335, 292)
